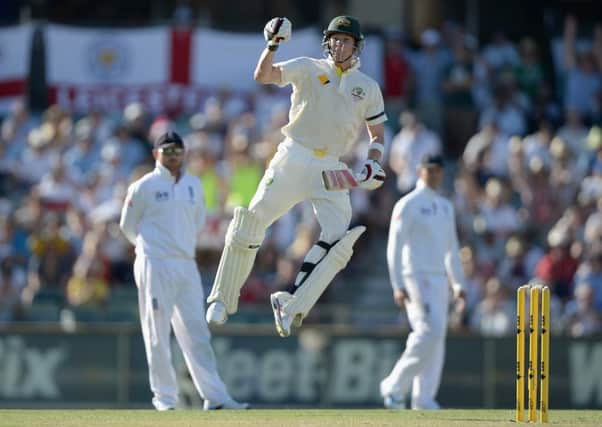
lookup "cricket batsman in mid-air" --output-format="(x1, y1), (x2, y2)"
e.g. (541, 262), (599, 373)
(206, 15), (387, 337)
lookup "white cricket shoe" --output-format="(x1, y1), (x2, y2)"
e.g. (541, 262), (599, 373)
(203, 397), (250, 410)
(270, 291), (294, 337)
(383, 394), (406, 410)
(411, 399), (441, 410)
(206, 301), (227, 325)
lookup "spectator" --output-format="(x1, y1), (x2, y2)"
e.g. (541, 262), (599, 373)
(482, 30), (520, 72)
(562, 16), (602, 122)
(573, 247), (602, 311)
(562, 282), (602, 337)
(514, 37), (546, 103)
(66, 231), (110, 307)
(479, 81), (527, 137)
(383, 34), (412, 127)
(388, 110), (442, 195)
(408, 28), (450, 135)
(470, 277), (514, 337)
(535, 229), (579, 300)
(442, 35), (477, 155)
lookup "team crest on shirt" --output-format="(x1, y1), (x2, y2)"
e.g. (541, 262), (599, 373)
(351, 86), (365, 101)
(155, 191), (169, 202)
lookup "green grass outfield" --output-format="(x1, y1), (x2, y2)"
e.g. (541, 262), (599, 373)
(0, 409), (600, 427)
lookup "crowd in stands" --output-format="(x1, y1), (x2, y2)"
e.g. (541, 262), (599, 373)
(0, 15), (601, 337)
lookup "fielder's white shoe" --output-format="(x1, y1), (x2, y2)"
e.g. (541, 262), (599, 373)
(383, 394), (406, 410)
(270, 291), (294, 337)
(206, 301), (227, 325)
(203, 397), (250, 410)
(411, 399), (441, 410)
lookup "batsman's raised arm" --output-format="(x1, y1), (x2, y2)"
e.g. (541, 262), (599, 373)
(254, 17), (291, 84)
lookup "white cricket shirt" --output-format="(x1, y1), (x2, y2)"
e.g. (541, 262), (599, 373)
(386, 180), (466, 291)
(120, 163), (206, 260)
(276, 57), (387, 158)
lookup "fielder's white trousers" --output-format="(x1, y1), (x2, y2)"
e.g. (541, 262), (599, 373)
(380, 274), (450, 409)
(249, 139), (352, 242)
(134, 255), (230, 410)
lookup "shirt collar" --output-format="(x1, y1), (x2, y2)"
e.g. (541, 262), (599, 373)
(155, 161), (180, 182)
(327, 57), (361, 73)
(416, 178), (440, 196)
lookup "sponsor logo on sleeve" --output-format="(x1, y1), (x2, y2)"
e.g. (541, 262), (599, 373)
(318, 74), (330, 85)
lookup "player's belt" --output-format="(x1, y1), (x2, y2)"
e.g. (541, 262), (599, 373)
(313, 148), (329, 158)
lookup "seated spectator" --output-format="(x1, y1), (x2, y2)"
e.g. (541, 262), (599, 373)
(478, 178), (522, 238)
(561, 282), (602, 337)
(584, 198), (602, 245)
(522, 120), (554, 170)
(479, 82), (526, 137)
(459, 246), (486, 321)
(515, 156), (561, 229)
(463, 120), (510, 183)
(452, 168), (482, 242)
(482, 30), (520, 72)
(470, 277), (514, 337)
(388, 110), (442, 195)
(573, 247), (602, 311)
(22, 212), (75, 305)
(535, 229), (579, 300)
(497, 235), (535, 291)
(556, 109), (589, 162)
(0, 257), (26, 322)
(37, 157), (77, 212)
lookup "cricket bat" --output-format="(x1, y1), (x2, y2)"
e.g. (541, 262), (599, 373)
(322, 169), (359, 191)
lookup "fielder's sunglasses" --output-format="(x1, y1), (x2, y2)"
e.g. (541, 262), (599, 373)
(158, 146), (184, 156)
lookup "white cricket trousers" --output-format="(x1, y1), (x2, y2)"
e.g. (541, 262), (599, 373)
(249, 138), (352, 242)
(380, 274), (450, 409)
(134, 255), (230, 410)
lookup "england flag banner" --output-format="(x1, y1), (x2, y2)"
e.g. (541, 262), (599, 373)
(0, 25), (33, 113)
(191, 28), (322, 92)
(189, 27), (382, 109)
(46, 25), (175, 113)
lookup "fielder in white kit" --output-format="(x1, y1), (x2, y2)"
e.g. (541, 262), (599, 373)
(380, 154), (466, 410)
(120, 131), (248, 411)
(206, 15), (388, 337)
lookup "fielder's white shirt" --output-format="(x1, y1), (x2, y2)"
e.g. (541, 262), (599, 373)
(386, 179), (465, 291)
(120, 162), (206, 260)
(276, 57), (387, 158)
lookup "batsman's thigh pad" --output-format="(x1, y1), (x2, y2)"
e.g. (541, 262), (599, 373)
(207, 207), (265, 313)
(284, 226), (365, 318)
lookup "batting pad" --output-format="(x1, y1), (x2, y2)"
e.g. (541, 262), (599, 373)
(207, 207), (265, 314)
(283, 226), (366, 318)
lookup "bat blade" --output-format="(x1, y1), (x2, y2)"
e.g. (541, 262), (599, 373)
(321, 169), (359, 191)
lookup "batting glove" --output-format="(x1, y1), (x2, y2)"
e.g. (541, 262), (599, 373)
(264, 17), (292, 51)
(356, 159), (386, 190)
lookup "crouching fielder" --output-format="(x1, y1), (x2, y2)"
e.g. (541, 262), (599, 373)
(380, 154), (466, 410)
(206, 15), (388, 337)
